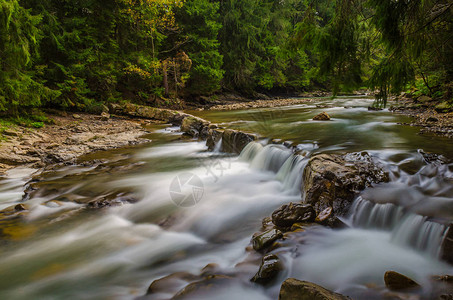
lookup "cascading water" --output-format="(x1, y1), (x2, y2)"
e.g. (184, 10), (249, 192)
(275, 154), (308, 195)
(240, 142), (264, 161)
(249, 144), (292, 173)
(391, 214), (449, 257)
(1, 97), (453, 300)
(350, 197), (449, 258)
(350, 197), (405, 230)
(240, 142), (310, 195)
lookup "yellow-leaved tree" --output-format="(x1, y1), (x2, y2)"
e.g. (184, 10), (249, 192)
(120, 0), (187, 101)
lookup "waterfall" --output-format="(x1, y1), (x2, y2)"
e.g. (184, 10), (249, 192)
(349, 197), (449, 258)
(391, 214), (449, 257)
(239, 142), (263, 161)
(351, 197), (404, 230)
(276, 154), (308, 195)
(249, 144), (292, 173)
(240, 142), (307, 195)
(213, 137), (223, 153)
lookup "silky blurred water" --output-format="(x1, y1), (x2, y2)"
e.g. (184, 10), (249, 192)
(0, 97), (452, 299)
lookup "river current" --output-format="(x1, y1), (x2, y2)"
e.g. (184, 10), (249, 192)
(0, 97), (452, 299)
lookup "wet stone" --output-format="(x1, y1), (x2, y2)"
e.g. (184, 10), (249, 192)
(146, 272), (198, 295)
(272, 202), (316, 228)
(279, 278), (350, 300)
(313, 112), (331, 121)
(315, 207), (332, 223)
(14, 204), (27, 211)
(384, 271), (420, 291)
(303, 153), (389, 215)
(290, 222), (307, 231)
(172, 275), (233, 300)
(252, 229), (283, 251)
(251, 254), (283, 285)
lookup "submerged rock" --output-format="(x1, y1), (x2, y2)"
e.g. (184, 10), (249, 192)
(172, 275), (233, 299)
(271, 203), (316, 228)
(312, 112), (331, 121)
(384, 271), (420, 291)
(303, 153), (389, 215)
(251, 254), (283, 285)
(14, 204), (27, 211)
(279, 278), (350, 300)
(252, 228), (283, 251)
(146, 272), (199, 295)
(419, 149), (450, 166)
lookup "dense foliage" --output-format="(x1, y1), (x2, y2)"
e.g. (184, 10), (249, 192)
(0, 0), (452, 113)
(297, 0), (453, 106)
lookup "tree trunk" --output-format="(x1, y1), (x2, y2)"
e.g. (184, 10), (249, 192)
(163, 61), (169, 97)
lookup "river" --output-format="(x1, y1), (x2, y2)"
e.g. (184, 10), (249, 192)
(0, 96), (452, 299)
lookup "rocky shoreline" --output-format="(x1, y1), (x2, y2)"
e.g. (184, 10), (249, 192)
(390, 95), (453, 138)
(0, 112), (153, 175)
(206, 97), (315, 111)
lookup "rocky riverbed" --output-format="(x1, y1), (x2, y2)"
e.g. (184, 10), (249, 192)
(0, 113), (153, 175)
(0, 98), (452, 299)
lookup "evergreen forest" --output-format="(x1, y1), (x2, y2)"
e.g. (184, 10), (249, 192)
(1, 0), (452, 114)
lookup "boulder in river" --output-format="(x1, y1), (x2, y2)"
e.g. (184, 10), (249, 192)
(172, 275), (233, 299)
(384, 271), (420, 291)
(146, 272), (198, 295)
(303, 152), (389, 215)
(206, 128), (258, 153)
(251, 254), (283, 285)
(221, 129), (257, 153)
(271, 203), (316, 229)
(181, 116), (209, 137)
(279, 278), (350, 300)
(312, 112), (331, 121)
(252, 228), (283, 251)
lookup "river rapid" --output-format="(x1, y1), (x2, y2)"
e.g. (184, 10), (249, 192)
(0, 97), (452, 299)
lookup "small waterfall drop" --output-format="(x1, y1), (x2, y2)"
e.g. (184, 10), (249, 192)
(250, 144), (292, 173)
(239, 142), (263, 161)
(240, 142), (308, 195)
(351, 197), (404, 230)
(276, 154), (308, 195)
(391, 214), (449, 257)
(349, 197), (449, 258)
(213, 137), (223, 153)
